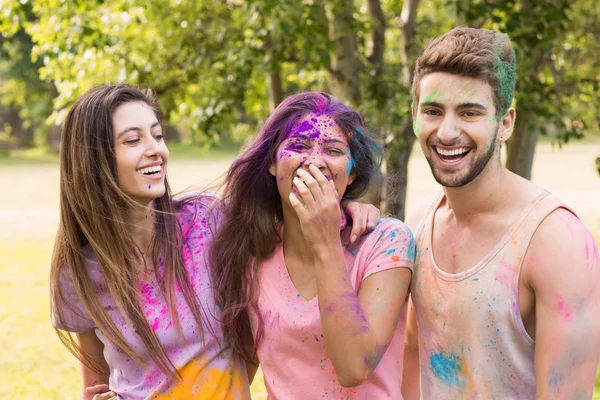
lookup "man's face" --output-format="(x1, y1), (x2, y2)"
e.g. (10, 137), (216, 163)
(413, 72), (508, 188)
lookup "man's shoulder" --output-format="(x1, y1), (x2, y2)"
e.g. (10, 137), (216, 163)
(525, 204), (597, 287)
(405, 192), (442, 233)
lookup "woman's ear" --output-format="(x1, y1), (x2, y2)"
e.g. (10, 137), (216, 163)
(268, 163), (276, 177)
(347, 170), (356, 186)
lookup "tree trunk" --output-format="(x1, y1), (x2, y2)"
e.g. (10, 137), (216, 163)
(267, 66), (283, 112)
(506, 111), (538, 179)
(325, 1), (361, 106)
(384, 118), (416, 220)
(383, 0), (419, 221)
(6, 107), (34, 147)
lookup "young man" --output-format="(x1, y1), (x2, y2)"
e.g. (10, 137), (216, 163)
(402, 27), (600, 399)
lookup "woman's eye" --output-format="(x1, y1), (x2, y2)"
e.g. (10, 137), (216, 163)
(125, 138), (140, 145)
(327, 148), (344, 155)
(289, 143), (309, 151)
(154, 134), (164, 142)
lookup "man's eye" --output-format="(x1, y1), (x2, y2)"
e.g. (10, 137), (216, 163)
(424, 109), (441, 116)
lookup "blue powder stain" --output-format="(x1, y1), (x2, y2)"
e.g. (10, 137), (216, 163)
(346, 155), (355, 176)
(384, 248), (397, 255)
(347, 248), (356, 257)
(548, 368), (565, 391)
(429, 351), (463, 387)
(473, 278), (479, 281)
(407, 234), (416, 263)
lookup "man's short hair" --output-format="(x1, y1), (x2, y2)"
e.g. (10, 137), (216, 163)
(412, 27), (516, 117)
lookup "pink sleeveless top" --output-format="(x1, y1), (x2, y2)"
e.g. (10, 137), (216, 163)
(411, 191), (575, 399)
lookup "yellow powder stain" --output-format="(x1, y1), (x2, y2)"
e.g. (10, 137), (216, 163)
(151, 355), (250, 400)
(460, 358), (476, 395)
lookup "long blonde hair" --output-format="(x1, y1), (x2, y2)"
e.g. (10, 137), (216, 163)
(50, 84), (207, 379)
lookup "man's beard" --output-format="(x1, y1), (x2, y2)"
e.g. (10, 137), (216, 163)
(426, 133), (498, 188)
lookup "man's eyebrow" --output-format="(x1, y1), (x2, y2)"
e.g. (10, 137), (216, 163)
(420, 101), (488, 111)
(117, 121), (160, 138)
(420, 101), (444, 109)
(457, 102), (488, 111)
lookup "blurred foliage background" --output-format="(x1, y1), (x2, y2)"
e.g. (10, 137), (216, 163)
(1, 0), (599, 218)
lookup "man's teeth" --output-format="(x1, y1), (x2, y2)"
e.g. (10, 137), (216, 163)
(138, 165), (162, 174)
(436, 147), (469, 156)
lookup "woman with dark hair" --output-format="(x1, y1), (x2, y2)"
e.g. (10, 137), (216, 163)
(211, 92), (416, 399)
(51, 84), (377, 400)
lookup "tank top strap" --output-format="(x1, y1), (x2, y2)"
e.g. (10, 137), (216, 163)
(510, 191), (577, 247)
(414, 191), (444, 244)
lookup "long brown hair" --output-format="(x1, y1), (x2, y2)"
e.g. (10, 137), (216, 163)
(210, 92), (382, 363)
(50, 84), (208, 379)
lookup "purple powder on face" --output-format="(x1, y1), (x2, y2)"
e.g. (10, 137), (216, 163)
(148, 185), (151, 189)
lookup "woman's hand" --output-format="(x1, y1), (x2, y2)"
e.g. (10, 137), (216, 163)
(340, 201), (380, 244)
(290, 164), (342, 253)
(85, 384), (116, 400)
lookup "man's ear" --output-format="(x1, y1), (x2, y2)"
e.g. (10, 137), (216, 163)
(498, 108), (516, 143)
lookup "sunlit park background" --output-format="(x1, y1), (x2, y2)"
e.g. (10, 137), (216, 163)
(1, 0), (599, 399)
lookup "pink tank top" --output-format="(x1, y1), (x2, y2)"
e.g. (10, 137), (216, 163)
(411, 191), (574, 399)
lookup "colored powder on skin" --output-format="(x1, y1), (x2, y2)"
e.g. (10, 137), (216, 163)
(422, 88), (445, 104)
(148, 185), (151, 189)
(555, 295), (573, 319)
(547, 367), (565, 392)
(346, 154), (355, 176)
(412, 117), (421, 136)
(429, 351), (463, 387)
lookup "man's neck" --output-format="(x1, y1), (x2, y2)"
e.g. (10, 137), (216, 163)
(442, 161), (514, 222)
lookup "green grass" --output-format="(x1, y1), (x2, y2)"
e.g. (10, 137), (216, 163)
(0, 240), (267, 400)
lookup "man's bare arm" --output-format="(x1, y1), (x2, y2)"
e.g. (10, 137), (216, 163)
(525, 209), (600, 399)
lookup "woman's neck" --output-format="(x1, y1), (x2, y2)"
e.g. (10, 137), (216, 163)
(127, 201), (156, 259)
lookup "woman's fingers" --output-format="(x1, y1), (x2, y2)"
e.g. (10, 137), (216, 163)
(292, 176), (317, 210)
(295, 168), (322, 203)
(289, 192), (310, 219)
(91, 391), (117, 400)
(86, 384), (110, 395)
(308, 164), (334, 197)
